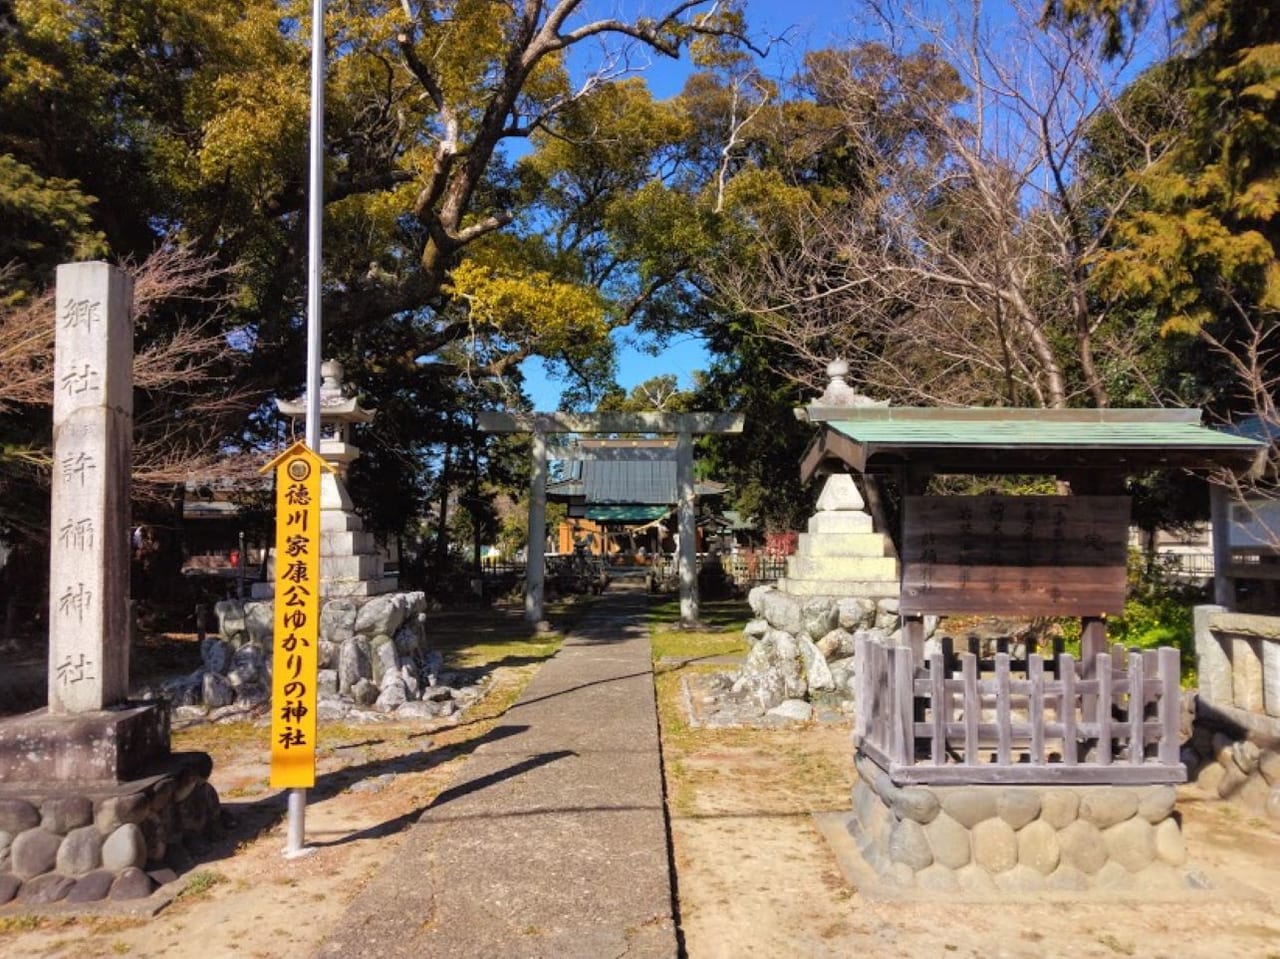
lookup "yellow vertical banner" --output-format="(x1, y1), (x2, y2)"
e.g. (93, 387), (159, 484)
(262, 442), (328, 788)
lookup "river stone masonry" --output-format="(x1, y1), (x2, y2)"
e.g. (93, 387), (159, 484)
(0, 752), (219, 906)
(142, 592), (489, 724)
(847, 754), (1192, 892)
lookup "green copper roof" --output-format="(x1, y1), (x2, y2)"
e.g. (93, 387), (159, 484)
(826, 418), (1264, 449)
(802, 407), (1266, 477)
(583, 505), (671, 522)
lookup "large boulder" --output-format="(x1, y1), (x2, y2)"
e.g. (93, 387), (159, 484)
(213, 599), (246, 639)
(797, 636), (834, 691)
(338, 637), (372, 694)
(243, 602), (274, 644)
(200, 637), (232, 675)
(202, 672), (235, 709)
(393, 618), (425, 656)
(800, 598), (839, 641)
(837, 597), (878, 630)
(760, 590), (804, 635)
(747, 585), (773, 617)
(354, 594), (407, 637)
(371, 635), (398, 685)
(732, 629), (807, 709)
(320, 599), (358, 643)
(816, 628), (856, 660)
(228, 643), (267, 686)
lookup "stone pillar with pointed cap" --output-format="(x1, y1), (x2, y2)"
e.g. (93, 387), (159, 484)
(779, 361), (898, 599)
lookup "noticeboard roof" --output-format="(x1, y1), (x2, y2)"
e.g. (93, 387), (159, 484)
(798, 407), (1267, 479)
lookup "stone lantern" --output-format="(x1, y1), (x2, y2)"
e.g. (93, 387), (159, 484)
(277, 359), (374, 479)
(263, 359), (396, 597)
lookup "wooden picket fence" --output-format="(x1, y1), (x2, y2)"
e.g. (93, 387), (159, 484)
(854, 635), (1186, 785)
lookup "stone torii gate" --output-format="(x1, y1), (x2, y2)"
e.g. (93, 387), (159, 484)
(478, 412), (744, 627)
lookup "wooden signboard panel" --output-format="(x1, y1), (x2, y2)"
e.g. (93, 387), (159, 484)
(263, 442), (327, 789)
(901, 495), (1129, 616)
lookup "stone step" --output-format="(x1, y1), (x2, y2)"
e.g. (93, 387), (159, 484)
(319, 473), (355, 511)
(320, 511), (365, 532)
(320, 529), (377, 554)
(778, 577), (900, 598)
(321, 554), (385, 581)
(807, 511), (874, 535)
(796, 532), (894, 558)
(787, 554), (898, 581)
(320, 576), (399, 598)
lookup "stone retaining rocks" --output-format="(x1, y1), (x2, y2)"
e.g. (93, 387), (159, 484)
(0, 753), (218, 904)
(141, 593), (490, 726)
(1185, 696), (1280, 827)
(718, 586), (905, 719)
(846, 753), (1193, 891)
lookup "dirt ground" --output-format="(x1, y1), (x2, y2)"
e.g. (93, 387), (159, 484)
(662, 717), (1280, 959)
(3, 608), (1280, 958)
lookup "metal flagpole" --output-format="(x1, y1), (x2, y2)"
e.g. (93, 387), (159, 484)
(286, 0), (325, 860)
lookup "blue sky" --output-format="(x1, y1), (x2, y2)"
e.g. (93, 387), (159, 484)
(518, 0), (1172, 409)
(519, 0), (842, 410)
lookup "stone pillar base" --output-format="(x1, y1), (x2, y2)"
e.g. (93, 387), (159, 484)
(0, 704), (169, 783)
(0, 751), (220, 906)
(842, 751), (1194, 894)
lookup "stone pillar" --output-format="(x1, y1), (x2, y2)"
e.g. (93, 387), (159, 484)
(1193, 604), (1231, 705)
(526, 429), (547, 626)
(1210, 484), (1236, 609)
(1230, 634), (1265, 712)
(677, 429), (698, 626)
(48, 262), (133, 713)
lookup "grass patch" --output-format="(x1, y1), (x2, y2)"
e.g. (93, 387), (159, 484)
(89, 918), (145, 936)
(648, 595), (750, 663)
(413, 603), (565, 670)
(177, 869), (228, 901)
(647, 595), (752, 633)
(445, 636), (562, 669)
(0, 915), (43, 934)
(1097, 933), (1136, 956)
(172, 720), (266, 758)
(781, 746), (846, 790)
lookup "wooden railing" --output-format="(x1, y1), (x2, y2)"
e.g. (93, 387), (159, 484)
(854, 635), (1186, 785)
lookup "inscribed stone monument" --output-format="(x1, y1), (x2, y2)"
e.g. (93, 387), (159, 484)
(47, 262), (133, 713)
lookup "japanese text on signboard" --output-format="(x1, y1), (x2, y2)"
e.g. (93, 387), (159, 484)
(901, 495), (1128, 617)
(266, 444), (325, 788)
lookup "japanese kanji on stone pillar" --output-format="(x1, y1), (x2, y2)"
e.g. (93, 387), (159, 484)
(47, 261), (133, 714)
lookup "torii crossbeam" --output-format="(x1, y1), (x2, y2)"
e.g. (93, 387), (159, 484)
(478, 412), (745, 627)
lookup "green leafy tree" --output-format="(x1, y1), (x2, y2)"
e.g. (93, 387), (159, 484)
(1087, 0), (1280, 425)
(0, 0), (765, 588)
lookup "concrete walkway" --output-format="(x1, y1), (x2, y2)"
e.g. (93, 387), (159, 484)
(315, 585), (678, 959)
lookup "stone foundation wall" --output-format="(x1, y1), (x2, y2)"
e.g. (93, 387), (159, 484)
(0, 753), (219, 906)
(848, 753), (1190, 893)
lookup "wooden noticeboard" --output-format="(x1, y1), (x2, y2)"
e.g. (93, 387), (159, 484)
(900, 495), (1129, 617)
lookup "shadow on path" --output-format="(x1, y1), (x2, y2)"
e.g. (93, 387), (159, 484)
(193, 722), (533, 867)
(310, 748), (578, 849)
